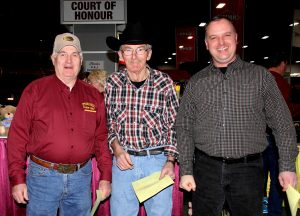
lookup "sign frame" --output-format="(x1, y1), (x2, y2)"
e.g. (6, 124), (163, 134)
(60, 0), (127, 24)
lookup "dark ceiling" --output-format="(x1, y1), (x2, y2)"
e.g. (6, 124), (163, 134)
(0, 0), (300, 105)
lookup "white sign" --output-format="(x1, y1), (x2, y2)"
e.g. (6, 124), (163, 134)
(84, 61), (104, 72)
(61, 0), (127, 24)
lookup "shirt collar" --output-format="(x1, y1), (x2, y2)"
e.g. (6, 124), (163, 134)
(122, 65), (154, 87)
(210, 55), (242, 74)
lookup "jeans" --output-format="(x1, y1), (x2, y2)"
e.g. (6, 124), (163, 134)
(192, 149), (264, 216)
(110, 152), (173, 216)
(263, 135), (284, 216)
(26, 159), (92, 216)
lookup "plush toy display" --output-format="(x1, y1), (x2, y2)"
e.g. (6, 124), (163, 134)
(0, 105), (17, 135)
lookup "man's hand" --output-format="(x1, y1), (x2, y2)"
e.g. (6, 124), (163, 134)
(98, 180), (111, 201)
(180, 175), (196, 192)
(112, 139), (134, 170)
(12, 183), (28, 204)
(279, 171), (297, 191)
(160, 160), (175, 180)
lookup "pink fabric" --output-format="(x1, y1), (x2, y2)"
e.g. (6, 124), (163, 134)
(0, 138), (25, 216)
(91, 158), (111, 216)
(91, 159), (183, 216)
(0, 138), (12, 215)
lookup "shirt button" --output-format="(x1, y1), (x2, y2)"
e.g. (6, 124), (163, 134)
(71, 145), (74, 149)
(71, 128), (74, 131)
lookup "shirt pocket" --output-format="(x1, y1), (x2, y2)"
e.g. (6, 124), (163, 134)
(82, 110), (97, 133)
(238, 83), (260, 108)
(142, 105), (164, 144)
(142, 105), (163, 128)
(114, 103), (127, 132)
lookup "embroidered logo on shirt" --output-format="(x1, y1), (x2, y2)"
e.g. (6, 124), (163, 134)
(82, 102), (96, 112)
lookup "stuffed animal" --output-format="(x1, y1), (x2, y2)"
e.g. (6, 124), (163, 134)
(0, 105), (17, 135)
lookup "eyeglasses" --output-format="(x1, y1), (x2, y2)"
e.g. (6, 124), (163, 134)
(121, 47), (148, 56)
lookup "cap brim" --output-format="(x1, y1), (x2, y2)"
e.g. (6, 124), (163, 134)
(106, 36), (122, 51)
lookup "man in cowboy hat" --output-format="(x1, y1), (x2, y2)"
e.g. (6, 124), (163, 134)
(105, 22), (179, 216)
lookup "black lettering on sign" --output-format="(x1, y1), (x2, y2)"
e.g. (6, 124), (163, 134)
(71, 1), (102, 10)
(74, 11), (113, 20)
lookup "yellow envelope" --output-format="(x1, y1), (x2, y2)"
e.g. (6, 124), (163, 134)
(286, 185), (300, 216)
(90, 190), (102, 216)
(132, 171), (174, 203)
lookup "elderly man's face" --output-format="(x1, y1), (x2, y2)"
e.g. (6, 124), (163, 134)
(52, 46), (82, 82)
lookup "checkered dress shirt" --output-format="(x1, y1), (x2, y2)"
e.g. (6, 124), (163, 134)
(176, 57), (297, 176)
(105, 67), (179, 157)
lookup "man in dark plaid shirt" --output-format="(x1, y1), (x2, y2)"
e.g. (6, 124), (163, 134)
(105, 23), (179, 216)
(175, 16), (298, 216)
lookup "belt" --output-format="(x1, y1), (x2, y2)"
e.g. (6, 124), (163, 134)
(195, 148), (261, 164)
(30, 155), (89, 174)
(127, 147), (164, 156)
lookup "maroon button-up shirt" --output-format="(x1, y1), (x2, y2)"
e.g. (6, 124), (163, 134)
(269, 70), (300, 118)
(8, 75), (112, 186)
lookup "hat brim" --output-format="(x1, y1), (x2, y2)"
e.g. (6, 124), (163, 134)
(106, 36), (122, 51)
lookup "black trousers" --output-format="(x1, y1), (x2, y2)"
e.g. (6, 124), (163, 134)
(192, 150), (264, 216)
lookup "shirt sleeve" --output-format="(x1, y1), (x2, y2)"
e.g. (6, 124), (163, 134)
(175, 79), (196, 176)
(7, 84), (35, 186)
(164, 79), (180, 157)
(94, 94), (112, 182)
(104, 79), (118, 150)
(264, 71), (298, 172)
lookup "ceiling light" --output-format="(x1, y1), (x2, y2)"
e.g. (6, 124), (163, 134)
(199, 22), (206, 27)
(290, 73), (300, 77)
(289, 22), (299, 27)
(187, 36), (193, 39)
(7, 95), (14, 101)
(216, 3), (225, 8)
(242, 45), (248, 48)
(261, 36), (269, 39)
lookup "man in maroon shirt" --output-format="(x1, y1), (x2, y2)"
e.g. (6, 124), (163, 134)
(7, 33), (112, 216)
(263, 51), (300, 215)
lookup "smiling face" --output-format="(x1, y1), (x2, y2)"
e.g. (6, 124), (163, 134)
(205, 18), (238, 67)
(51, 45), (82, 85)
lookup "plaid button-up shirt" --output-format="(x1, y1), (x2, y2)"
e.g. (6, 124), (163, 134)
(176, 57), (297, 176)
(105, 67), (179, 157)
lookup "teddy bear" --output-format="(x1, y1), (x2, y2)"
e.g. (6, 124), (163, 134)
(0, 105), (17, 135)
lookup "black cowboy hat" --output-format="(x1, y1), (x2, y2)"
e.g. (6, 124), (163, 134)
(106, 22), (151, 51)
